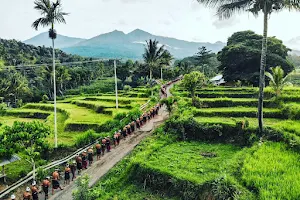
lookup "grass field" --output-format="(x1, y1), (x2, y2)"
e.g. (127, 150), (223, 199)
(242, 142), (300, 200)
(141, 142), (241, 184)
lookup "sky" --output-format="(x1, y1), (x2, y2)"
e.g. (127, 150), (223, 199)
(0, 0), (300, 44)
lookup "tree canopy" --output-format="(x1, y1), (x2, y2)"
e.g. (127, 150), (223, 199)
(218, 31), (294, 86)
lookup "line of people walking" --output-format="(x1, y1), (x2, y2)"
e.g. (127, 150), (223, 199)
(14, 103), (162, 200)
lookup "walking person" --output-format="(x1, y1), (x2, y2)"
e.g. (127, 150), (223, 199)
(106, 136), (111, 152)
(82, 151), (88, 169)
(136, 118), (140, 129)
(41, 177), (50, 200)
(64, 164), (71, 185)
(76, 154), (82, 175)
(70, 161), (77, 181)
(122, 127), (127, 139)
(101, 138), (106, 155)
(117, 131), (121, 145)
(88, 147), (94, 165)
(95, 142), (101, 160)
(52, 169), (63, 195)
(10, 194), (16, 200)
(113, 132), (118, 147)
(23, 187), (32, 200)
(130, 121), (135, 133)
(31, 181), (39, 200)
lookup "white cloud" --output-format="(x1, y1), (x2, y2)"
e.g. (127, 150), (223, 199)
(0, 0), (299, 47)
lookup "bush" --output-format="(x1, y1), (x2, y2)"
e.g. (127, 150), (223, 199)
(281, 103), (300, 120)
(42, 95), (49, 103)
(164, 113), (256, 146)
(123, 85), (132, 92)
(75, 130), (100, 148)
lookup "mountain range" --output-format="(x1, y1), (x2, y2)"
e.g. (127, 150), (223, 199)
(24, 29), (225, 59)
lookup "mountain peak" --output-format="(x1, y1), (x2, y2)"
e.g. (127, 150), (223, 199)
(128, 29), (151, 36)
(110, 30), (125, 35)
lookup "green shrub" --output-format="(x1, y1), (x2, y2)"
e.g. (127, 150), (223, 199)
(281, 103), (300, 120)
(75, 130), (100, 148)
(42, 95), (49, 103)
(164, 113), (256, 146)
(123, 85), (132, 92)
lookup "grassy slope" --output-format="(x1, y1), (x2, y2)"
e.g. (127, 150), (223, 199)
(142, 142), (241, 184)
(242, 142), (300, 200)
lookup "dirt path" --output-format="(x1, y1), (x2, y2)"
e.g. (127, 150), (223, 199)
(45, 105), (169, 200)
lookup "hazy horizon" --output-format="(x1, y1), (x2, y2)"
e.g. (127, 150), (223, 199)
(1, 0), (300, 44)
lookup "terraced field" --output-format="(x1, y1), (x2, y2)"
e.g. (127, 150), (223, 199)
(0, 88), (150, 146)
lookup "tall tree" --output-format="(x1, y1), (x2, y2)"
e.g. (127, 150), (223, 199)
(160, 50), (173, 80)
(32, 0), (68, 148)
(218, 31), (293, 86)
(197, 0), (300, 133)
(182, 71), (206, 101)
(143, 39), (167, 81)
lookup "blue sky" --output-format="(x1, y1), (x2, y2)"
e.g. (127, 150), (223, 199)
(1, 0), (300, 44)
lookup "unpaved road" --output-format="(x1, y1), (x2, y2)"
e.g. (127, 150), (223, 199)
(45, 105), (169, 200)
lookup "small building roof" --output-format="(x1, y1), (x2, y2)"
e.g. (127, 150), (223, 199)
(210, 74), (223, 81)
(0, 155), (20, 167)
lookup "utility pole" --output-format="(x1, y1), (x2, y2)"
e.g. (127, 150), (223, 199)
(114, 60), (118, 109)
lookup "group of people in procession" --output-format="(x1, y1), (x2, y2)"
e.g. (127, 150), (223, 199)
(16, 102), (163, 200)
(12, 77), (182, 200)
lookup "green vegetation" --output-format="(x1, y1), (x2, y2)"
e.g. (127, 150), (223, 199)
(242, 142), (300, 200)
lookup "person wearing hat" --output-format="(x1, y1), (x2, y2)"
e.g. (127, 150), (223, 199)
(95, 142), (101, 160)
(81, 151), (88, 169)
(87, 147), (94, 165)
(31, 181), (39, 200)
(101, 138), (106, 155)
(136, 118), (140, 130)
(116, 131), (121, 145)
(10, 194), (16, 200)
(52, 169), (63, 195)
(70, 161), (77, 181)
(41, 176), (51, 199)
(106, 136), (111, 152)
(64, 163), (71, 185)
(75, 154), (82, 175)
(23, 187), (31, 200)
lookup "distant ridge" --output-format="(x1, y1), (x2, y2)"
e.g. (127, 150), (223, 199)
(24, 32), (86, 48)
(24, 29), (226, 59)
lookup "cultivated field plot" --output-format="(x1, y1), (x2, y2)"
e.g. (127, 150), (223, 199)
(0, 88), (150, 147)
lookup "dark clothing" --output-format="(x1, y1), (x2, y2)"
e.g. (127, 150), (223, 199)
(96, 148), (101, 155)
(77, 162), (82, 170)
(88, 153), (93, 162)
(52, 180), (60, 189)
(65, 171), (70, 180)
(32, 190), (39, 200)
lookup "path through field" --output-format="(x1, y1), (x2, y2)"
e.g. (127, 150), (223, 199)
(47, 85), (172, 200)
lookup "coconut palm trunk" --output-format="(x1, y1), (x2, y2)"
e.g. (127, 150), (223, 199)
(258, 3), (268, 134)
(52, 25), (58, 148)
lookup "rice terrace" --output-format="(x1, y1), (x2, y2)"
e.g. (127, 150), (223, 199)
(1, 0), (300, 200)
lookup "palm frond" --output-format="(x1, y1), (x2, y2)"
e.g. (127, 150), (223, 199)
(197, 0), (239, 8)
(217, 0), (254, 19)
(34, 0), (51, 15)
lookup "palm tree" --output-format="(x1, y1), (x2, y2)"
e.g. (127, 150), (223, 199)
(160, 50), (173, 80)
(266, 66), (289, 97)
(143, 39), (167, 81)
(197, 0), (300, 133)
(32, 0), (68, 148)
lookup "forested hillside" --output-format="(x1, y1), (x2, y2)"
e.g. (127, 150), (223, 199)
(0, 38), (116, 104)
(0, 38), (86, 66)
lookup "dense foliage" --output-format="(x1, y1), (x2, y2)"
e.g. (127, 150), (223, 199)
(0, 121), (50, 160)
(218, 31), (294, 86)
